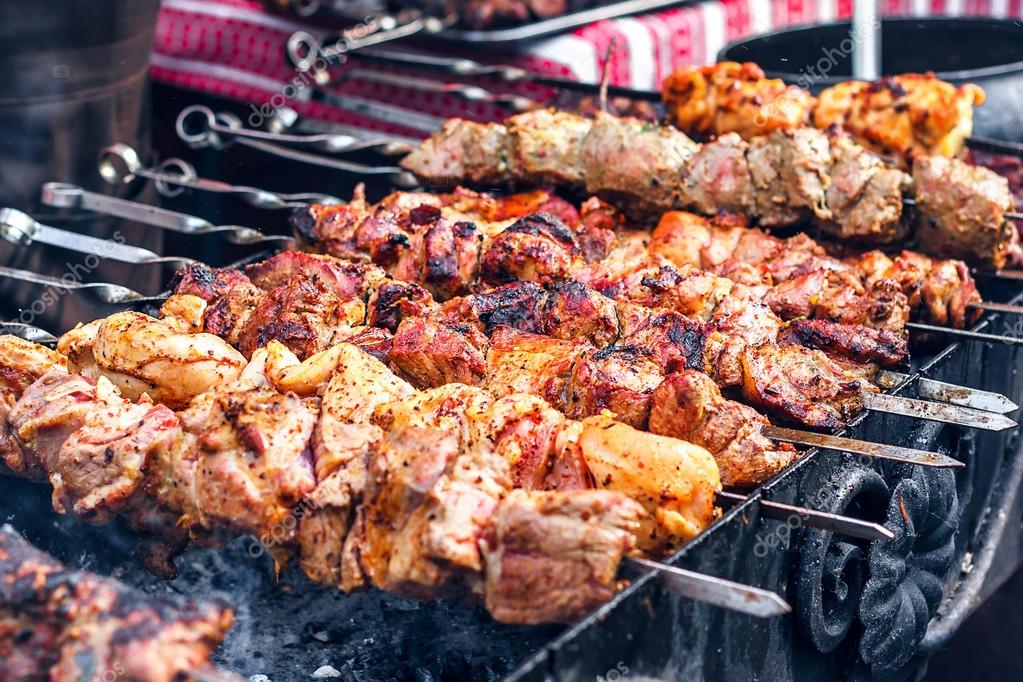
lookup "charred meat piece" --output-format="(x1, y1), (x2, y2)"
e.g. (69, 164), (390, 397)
(0, 528), (237, 682)
(389, 317), (487, 389)
(740, 343), (878, 429)
(581, 112), (698, 218)
(779, 319), (907, 367)
(617, 309), (707, 375)
(678, 133), (755, 215)
(0, 336), (66, 477)
(480, 212), (580, 286)
(366, 280), (436, 333)
(433, 281), (546, 336)
(821, 133), (912, 243)
(912, 155), (1021, 268)
(484, 327), (589, 406)
(400, 119), (511, 186)
(392, 216), (483, 299)
(539, 279), (620, 347)
(649, 370), (797, 487)
(564, 346), (664, 428)
(481, 489), (643, 624)
(748, 128), (832, 227)
(505, 109), (591, 186)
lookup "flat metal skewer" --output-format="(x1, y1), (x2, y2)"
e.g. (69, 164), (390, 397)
(877, 369), (1019, 413)
(970, 300), (1023, 315)
(0, 207), (193, 270)
(0, 265), (164, 308)
(862, 392), (1017, 431)
(0, 322), (58, 345)
(906, 321), (1023, 346)
(762, 425), (962, 469)
(715, 490), (893, 541)
(626, 556), (791, 618)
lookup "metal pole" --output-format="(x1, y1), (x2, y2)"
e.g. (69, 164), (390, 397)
(852, 0), (881, 80)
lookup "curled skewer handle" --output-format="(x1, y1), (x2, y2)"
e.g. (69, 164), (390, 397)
(343, 69), (538, 113)
(176, 105), (412, 156)
(97, 145), (341, 211)
(43, 182), (294, 247)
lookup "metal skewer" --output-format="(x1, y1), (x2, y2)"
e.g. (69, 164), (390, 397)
(626, 556), (791, 617)
(877, 369), (1019, 413)
(861, 392), (1016, 431)
(716, 490), (893, 541)
(0, 207), (193, 272)
(0, 265), (164, 308)
(906, 321), (1023, 347)
(762, 426), (962, 468)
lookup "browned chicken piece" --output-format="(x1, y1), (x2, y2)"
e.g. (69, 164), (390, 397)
(0, 529), (238, 682)
(62, 312), (248, 410)
(779, 319), (907, 367)
(0, 335), (66, 477)
(649, 370), (797, 487)
(390, 317), (487, 389)
(481, 489), (644, 624)
(505, 109), (592, 186)
(678, 132), (756, 215)
(854, 250), (981, 328)
(814, 74), (984, 161)
(748, 128), (832, 227)
(568, 413), (720, 552)
(485, 327), (590, 406)
(564, 346), (664, 428)
(662, 62), (816, 139)
(912, 155), (1021, 269)
(740, 343), (878, 429)
(581, 112), (698, 217)
(400, 118), (511, 186)
(481, 212), (581, 286)
(8, 370), (180, 523)
(821, 132), (912, 243)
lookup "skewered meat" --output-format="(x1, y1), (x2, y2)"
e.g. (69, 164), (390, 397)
(506, 109), (592, 186)
(401, 119), (512, 186)
(740, 344), (878, 429)
(402, 109), (1021, 265)
(662, 62), (816, 139)
(814, 74), (984, 161)
(481, 489), (643, 625)
(0, 528), (237, 682)
(912, 155), (1021, 269)
(0, 336), (66, 477)
(821, 132), (912, 242)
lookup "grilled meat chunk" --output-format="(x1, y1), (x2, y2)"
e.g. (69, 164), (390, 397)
(779, 319), (907, 367)
(390, 317), (487, 389)
(9, 371), (180, 523)
(581, 112), (699, 218)
(912, 155), (1021, 268)
(649, 370), (797, 487)
(505, 109), (592, 186)
(400, 119), (510, 186)
(678, 133), (755, 215)
(540, 279), (620, 347)
(740, 344), (878, 429)
(0, 336), (66, 477)
(62, 312), (247, 409)
(821, 133), (912, 243)
(747, 128), (832, 227)
(434, 281), (546, 336)
(662, 62), (816, 139)
(484, 327), (589, 406)
(814, 74), (984, 160)
(480, 212), (580, 286)
(0, 528), (236, 682)
(564, 346), (663, 428)
(481, 489), (644, 624)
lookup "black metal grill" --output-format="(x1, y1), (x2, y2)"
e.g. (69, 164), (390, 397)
(2, 93), (1023, 680)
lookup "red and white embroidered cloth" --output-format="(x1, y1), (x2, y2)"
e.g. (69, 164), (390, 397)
(152, 0), (1023, 137)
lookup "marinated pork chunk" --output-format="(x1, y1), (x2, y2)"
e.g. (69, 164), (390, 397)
(740, 344), (878, 429)
(400, 118), (511, 186)
(821, 133), (912, 243)
(0, 529), (237, 682)
(649, 370), (797, 487)
(912, 155), (1021, 268)
(581, 112), (698, 217)
(481, 489), (644, 624)
(748, 128), (832, 227)
(0, 336), (65, 477)
(505, 109), (592, 186)
(480, 212), (581, 286)
(485, 327), (589, 406)
(678, 132), (756, 215)
(8, 371), (179, 523)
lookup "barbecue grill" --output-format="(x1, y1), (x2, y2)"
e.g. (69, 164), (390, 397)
(4, 75), (1023, 681)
